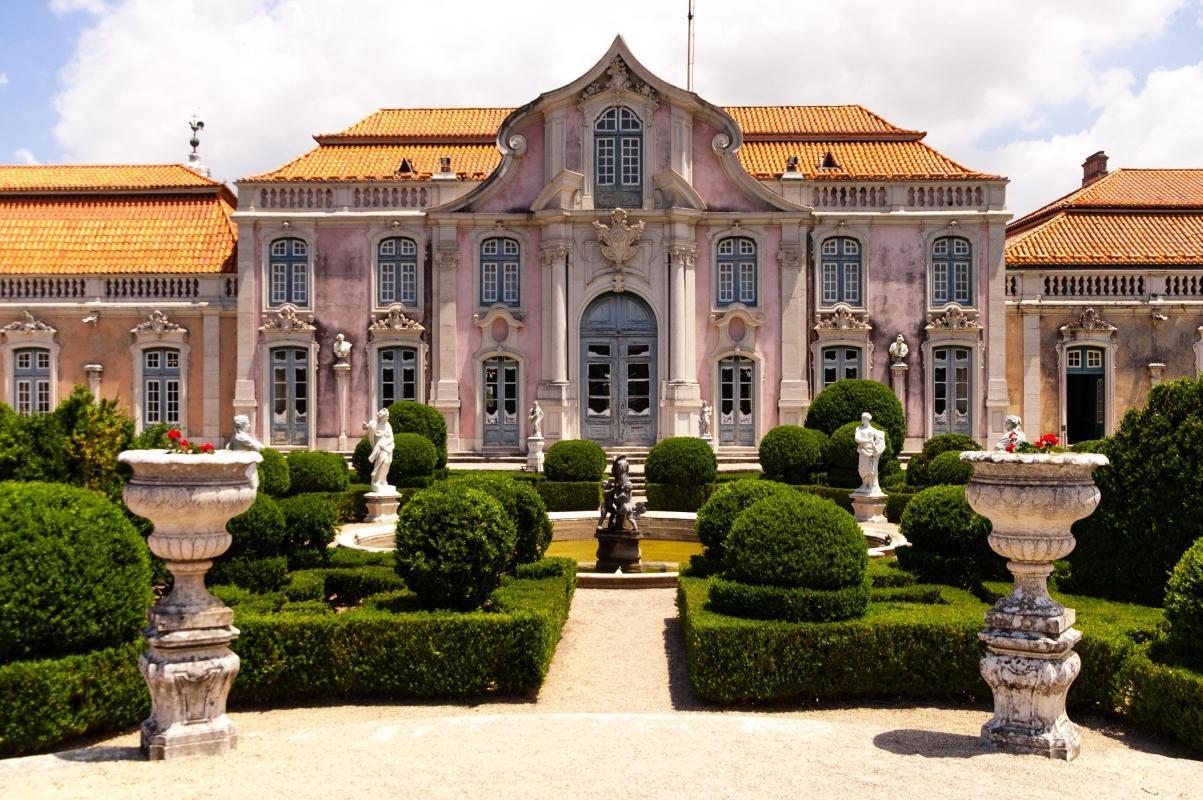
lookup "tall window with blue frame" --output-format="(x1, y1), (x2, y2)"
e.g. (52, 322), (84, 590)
(716, 237), (757, 306)
(269, 237), (309, 307)
(480, 237), (520, 307)
(13, 347), (51, 414)
(594, 106), (642, 208)
(378, 346), (418, 407)
(142, 347), (181, 426)
(820, 237), (862, 306)
(377, 237), (418, 306)
(931, 236), (972, 305)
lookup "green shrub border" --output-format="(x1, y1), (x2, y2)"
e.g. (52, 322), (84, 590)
(0, 558), (576, 755)
(536, 481), (601, 511)
(646, 483), (715, 511)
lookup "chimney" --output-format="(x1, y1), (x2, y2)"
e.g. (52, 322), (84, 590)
(1081, 151), (1108, 187)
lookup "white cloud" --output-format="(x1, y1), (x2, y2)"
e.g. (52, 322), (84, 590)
(979, 63), (1203, 215)
(14, 148), (40, 165)
(0, 73), (7, 87)
(48, 0), (1196, 214)
(50, 0), (109, 16)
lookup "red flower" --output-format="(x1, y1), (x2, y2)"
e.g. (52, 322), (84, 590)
(200, 443), (214, 453)
(1005, 442), (1016, 453)
(166, 428), (182, 441)
(179, 439), (190, 449)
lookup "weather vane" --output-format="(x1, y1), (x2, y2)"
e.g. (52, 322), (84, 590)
(188, 114), (204, 159)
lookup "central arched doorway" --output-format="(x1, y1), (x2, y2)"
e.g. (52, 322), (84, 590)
(580, 292), (657, 446)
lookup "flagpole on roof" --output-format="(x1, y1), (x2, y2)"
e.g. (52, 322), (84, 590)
(687, 0), (695, 92)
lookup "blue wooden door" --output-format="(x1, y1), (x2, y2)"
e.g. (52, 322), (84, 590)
(718, 356), (754, 446)
(482, 356), (519, 447)
(270, 346), (308, 446)
(580, 293), (657, 446)
(932, 346), (971, 435)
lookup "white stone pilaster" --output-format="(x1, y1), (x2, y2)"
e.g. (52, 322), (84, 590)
(985, 221), (1011, 443)
(537, 244), (573, 443)
(777, 241), (809, 425)
(664, 244), (701, 436)
(203, 313), (220, 440)
(431, 248), (462, 452)
(1022, 311), (1041, 433)
(232, 222), (258, 431)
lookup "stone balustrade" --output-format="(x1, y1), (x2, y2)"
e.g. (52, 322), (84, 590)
(0, 274), (237, 304)
(1007, 270), (1203, 302)
(241, 180), (475, 212)
(805, 181), (996, 211)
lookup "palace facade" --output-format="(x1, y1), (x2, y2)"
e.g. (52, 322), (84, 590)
(231, 37), (1011, 453)
(1004, 154), (1203, 444)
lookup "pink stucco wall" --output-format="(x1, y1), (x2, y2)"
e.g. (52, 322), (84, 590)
(691, 122), (763, 213)
(476, 119), (546, 214)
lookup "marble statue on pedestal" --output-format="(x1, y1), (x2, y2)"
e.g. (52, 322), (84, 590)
(699, 400), (712, 438)
(855, 412), (886, 495)
(226, 414), (264, 452)
(362, 408), (395, 491)
(529, 400), (544, 438)
(889, 333), (909, 365)
(995, 414), (1027, 452)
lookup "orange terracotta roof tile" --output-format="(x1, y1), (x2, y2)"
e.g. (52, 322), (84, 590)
(725, 105), (921, 138)
(1010, 169), (1203, 232)
(250, 105), (995, 183)
(1005, 210), (1203, 266)
(739, 140), (994, 181)
(0, 194), (237, 275)
(244, 144), (501, 182)
(0, 164), (221, 192)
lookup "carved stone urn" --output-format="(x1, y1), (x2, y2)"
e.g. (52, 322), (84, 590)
(960, 450), (1108, 761)
(118, 449), (261, 760)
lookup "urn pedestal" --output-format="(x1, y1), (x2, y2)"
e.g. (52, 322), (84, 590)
(960, 451), (1108, 761)
(595, 530), (643, 573)
(526, 434), (545, 473)
(118, 449), (261, 760)
(850, 489), (887, 523)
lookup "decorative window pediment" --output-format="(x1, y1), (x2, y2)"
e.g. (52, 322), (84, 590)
(709, 303), (764, 358)
(2, 311), (56, 338)
(815, 304), (871, 331)
(577, 55), (660, 111)
(369, 305), (425, 342)
(1060, 307), (1117, 339)
(474, 305), (525, 357)
(132, 309), (187, 345)
(260, 304), (316, 339)
(811, 305), (873, 385)
(926, 304), (982, 336)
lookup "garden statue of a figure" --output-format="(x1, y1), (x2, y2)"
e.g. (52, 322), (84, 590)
(854, 412), (887, 496)
(332, 333), (352, 365)
(362, 408), (395, 491)
(597, 454), (646, 533)
(889, 333), (909, 365)
(995, 414), (1027, 452)
(529, 400), (544, 438)
(226, 414), (264, 452)
(699, 400), (712, 438)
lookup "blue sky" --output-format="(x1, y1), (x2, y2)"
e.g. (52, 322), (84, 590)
(1, 0), (1201, 215)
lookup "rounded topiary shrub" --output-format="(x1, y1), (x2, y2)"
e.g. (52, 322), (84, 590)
(0, 482), (151, 661)
(805, 378), (905, 457)
(451, 474), (553, 566)
(695, 479), (793, 560)
(387, 400), (448, 469)
(897, 485), (998, 588)
(285, 450), (349, 494)
(710, 492), (869, 622)
(544, 439), (606, 482)
(226, 493), (287, 560)
(279, 493), (340, 558)
(645, 436), (717, 486)
(758, 425), (826, 484)
(257, 447), (291, 496)
(390, 433), (438, 481)
(1070, 438), (1108, 454)
(352, 436), (373, 483)
(1067, 377), (1203, 605)
(823, 420), (885, 488)
(906, 433), (981, 487)
(923, 450), (974, 486)
(394, 485), (517, 610)
(1164, 537), (1203, 670)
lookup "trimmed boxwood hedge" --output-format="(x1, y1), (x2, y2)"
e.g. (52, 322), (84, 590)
(449, 473), (554, 566)
(209, 556), (289, 594)
(1164, 537), (1203, 670)
(285, 450), (350, 494)
(278, 492), (340, 560)
(646, 483), (714, 512)
(387, 400), (449, 469)
(758, 425), (826, 484)
(257, 448), (291, 496)
(644, 437), (717, 486)
(0, 482), (151, 662)
(696, 479), (794, 561)
(537, 480), (602, 511)
(897, 486), (1000, 589)
(924, 450), (974, 486)
(905, 433), (981, 487)
(226, 493), (287, 560)
(543, 439), (606, 482)
(805, 379), (906, 457)
(390, 433), (438, 481)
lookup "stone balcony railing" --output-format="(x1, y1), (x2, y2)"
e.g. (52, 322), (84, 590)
(240, 180), (476, 212)
(777, 180), (1004, 212)
(0, 274), (237, 305)
(1006, 270), (1203, 302)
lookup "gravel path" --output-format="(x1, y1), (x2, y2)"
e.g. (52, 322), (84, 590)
(2, 589), (1198, 799)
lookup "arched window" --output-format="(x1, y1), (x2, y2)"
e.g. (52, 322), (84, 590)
(932, 236), (972, 305)
(819, 237), (861, 306)
(142, 347), (181, 425)
(268, 237), (309, 307)
(594, 106), (642, 208)
(13, 346), (51, 414)
(480, 237), (520, 307)
(377, 237), (418, 306)
(378, 346), (418, 406)
(716, 237), (757, 306)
